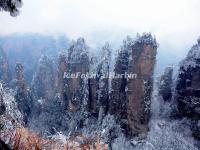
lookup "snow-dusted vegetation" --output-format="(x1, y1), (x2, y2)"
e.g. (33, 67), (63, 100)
(0, 0), (22, 16)
(0, 34), (200, 150)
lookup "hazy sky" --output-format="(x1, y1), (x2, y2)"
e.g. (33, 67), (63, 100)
(0, 0), (200, 73)
(0, 0), (199, 37)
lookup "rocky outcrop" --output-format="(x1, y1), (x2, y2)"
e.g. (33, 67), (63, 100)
(176, 39), (200, 119)
(56, 54), (67, 104)
(159, 66), (173, 101)
(88, 74), (98, 114)
(65, 38), (90, 112)
(0, 47), (9, 84)
(32, 56), (55, 100)
(127, 33), (157, 136)
(15, 63), (26, 94)
(15, 63), (30, 123)
(28, 56), (68, 134)
(109, 37), (131, 131)
(96, 43), (111, 121)
(109, 34), (158, 136)
(88, 43), (112, 120)
(176, 38), (200, 139)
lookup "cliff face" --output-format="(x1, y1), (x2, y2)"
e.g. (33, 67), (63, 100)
(109, 37), (131, 132)
(65, 38), (90, 112)
(96, 43), (111, 121)
(176, 40), (200, 119)
(88, 44), (112, 117)
(15, 63), (26, 94)
(56, 54), (67, 104)
(32, 56), (55, 100)
(127, 34), (157, 135)
(15, 63), (30, 123)
(176, 38), (200, 139)
(159, 66), (173, 102)
(88, 73), (98, 113)
(109, 34), (158, 136)
(0, 47), (9, 84)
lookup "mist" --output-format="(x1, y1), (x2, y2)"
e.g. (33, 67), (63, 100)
(0, 0), (200, 74)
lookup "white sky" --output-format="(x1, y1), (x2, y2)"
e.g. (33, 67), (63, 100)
(0, 0), (199, 37)
(0, 0), (200, 72)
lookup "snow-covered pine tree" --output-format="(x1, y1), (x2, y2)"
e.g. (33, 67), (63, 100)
(0, 0), (22, 16)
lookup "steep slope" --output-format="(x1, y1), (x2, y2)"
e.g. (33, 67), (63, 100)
(176, 38), (200, 140)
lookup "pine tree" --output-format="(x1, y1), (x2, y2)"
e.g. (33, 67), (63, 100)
(0, 0), (22, 16)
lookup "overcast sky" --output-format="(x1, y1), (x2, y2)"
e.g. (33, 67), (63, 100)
(0, 0), (199, 37)
(0, 0), (200, 72)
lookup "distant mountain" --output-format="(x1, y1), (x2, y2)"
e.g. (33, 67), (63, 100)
(0, 34), (69, 83)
